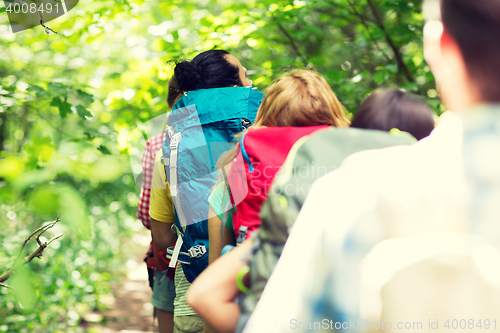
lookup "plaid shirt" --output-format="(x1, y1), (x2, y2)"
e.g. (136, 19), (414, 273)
(137, 132), (168, 272)
(137, 132), (167, 230)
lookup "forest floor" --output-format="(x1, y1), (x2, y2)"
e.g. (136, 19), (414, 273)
(84, 232), (156, 333)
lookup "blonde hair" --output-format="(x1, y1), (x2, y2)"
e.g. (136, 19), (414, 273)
(254, 70), (349, 128)
(215, 70), (349, 173)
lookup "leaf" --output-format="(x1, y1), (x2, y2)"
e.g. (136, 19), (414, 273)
(200, 17), (212, 27)
(88, 156), (123, 182)
(11, 265), (36, 310)
(76, 89), (94, 105)
(97, 144), (111, 155)
(58, 185), (91, 239)
(28, 185), (59, 215)
(0, 156), (25, 181)
(0, 7), (6, 13)
(13, 169), (56, 192)
(305, 25), (323, 36)
(27, 85), (50, 99)
(373, 71), (388, 84)
(47, 82), (69, 96)
(76, 105), (92, 119)
(84, 131), (96, 140)
(325, 69), (341, 83)
(385, 64), (398, 74)
(50, 97), (72, 118)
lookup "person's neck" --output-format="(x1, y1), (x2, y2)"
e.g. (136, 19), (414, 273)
(442, 80), (483, 113)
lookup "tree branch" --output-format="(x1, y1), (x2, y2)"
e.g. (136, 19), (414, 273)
(347, 0), (392, 64)
(273, 16), (309, 68)
(15, 218), (59, 261)
(0, 218), (63, 287)
(366, 0), (415, 82)
(0, 282), (13, 289)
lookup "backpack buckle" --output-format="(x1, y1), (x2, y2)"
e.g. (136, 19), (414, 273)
(170, 133), (182, 149)
(188, 245), (207, 258)
(237, 226), (248, 245)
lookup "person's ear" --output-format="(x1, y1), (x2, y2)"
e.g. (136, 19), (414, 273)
(439, 29), (463, 62)
(423, 21), (444, 67)
(440, 28), (456, 53)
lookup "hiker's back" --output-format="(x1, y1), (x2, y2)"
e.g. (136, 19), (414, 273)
(163, 86), (263, 282)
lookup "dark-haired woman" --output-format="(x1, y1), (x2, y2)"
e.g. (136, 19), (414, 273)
(149, 50), (262, 333)
(350, 88), (435, 140)
(174, 49), (251, 91)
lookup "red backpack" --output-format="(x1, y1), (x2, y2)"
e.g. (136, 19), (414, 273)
(227, 126), (328, 244)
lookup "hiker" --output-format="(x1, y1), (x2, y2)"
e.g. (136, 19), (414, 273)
(137, 76), (181, 333)
(350, 88), (435, 140)
(243, 0), (500, 331)
(149, 49), (263, 333)
(187, 70), (350, 333)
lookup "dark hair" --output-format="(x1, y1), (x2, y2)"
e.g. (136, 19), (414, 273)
(350, 89), (435, 141)
(167, 75), (181, 108)
(441, 0), (500, 102)
(174, 50), (243, 92)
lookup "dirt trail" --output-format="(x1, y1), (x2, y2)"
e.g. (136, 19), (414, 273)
(85, 232), (156, 333)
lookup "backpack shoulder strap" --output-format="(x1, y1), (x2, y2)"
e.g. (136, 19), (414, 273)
(239, 131), (254, 172)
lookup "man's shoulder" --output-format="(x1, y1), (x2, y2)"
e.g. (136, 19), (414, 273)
(152, 149), (169, 191)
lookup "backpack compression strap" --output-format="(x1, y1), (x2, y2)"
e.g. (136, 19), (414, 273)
(163, 123), (190, 268)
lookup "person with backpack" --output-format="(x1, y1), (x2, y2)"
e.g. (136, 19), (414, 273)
(149, 49), (263, 333)
(186, 70), (351, 333)
(137, 76), (181, 333)
(243, 0), (500, 331)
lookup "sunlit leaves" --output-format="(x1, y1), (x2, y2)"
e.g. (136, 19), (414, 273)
(325, 69), (342, 84)
(0, 156), (25, 181)
(50, 97), (72, 118)
(373, 71), (389, 84)
(10, 265), (36, 310)
(87, 156), (124, 183)
(28, 184), (91, 238)
(76, 89), (94, 106)
(24, 136), (55, 168)
(58, 185), (91, 239)
(29, 185), (59, 216)
(75, 105), (92, 119)
(27, 85), (50, 99)
(96, 144), (111, 155)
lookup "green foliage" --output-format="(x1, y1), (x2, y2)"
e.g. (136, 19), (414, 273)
(0, 0), (440, 331)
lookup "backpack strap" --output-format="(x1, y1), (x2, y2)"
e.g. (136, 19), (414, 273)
(167, 131), (181, 197)
(168, 234), (184, 268)
(164, 123), (192, 268)
(221, 167), (237, 214)
(167, 223), (207, 267)
(239, 132), (254, 173)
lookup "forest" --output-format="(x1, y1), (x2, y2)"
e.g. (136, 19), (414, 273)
(0, 0), (439, 332)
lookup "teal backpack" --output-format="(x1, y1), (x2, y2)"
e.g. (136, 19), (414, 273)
(162, 86), (263, 283)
